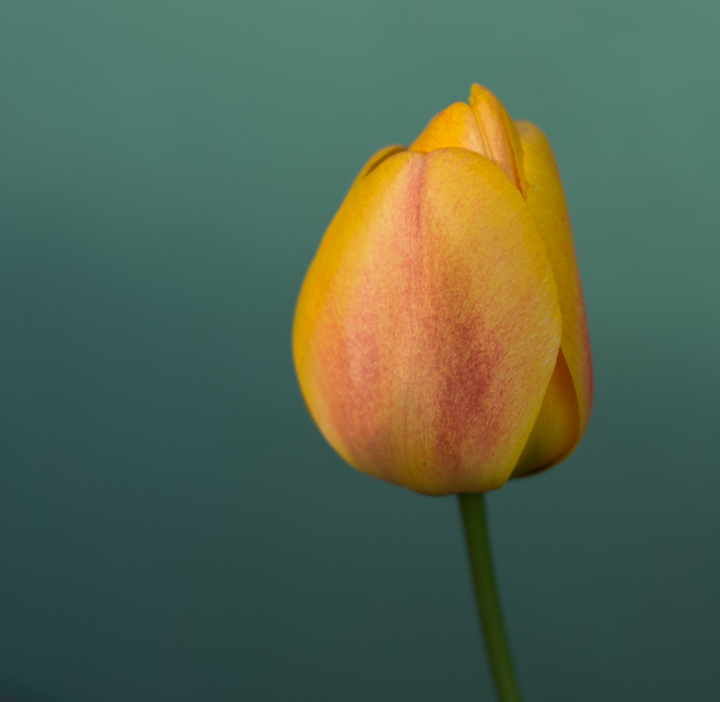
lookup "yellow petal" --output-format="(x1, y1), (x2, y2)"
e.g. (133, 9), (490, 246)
(293, 148), (561, 495)
(512, 350), (578, 476)
(353, 144), (406, 183)
(469, 85), (528, 196)
(409, 102), (485, 155)
(514, 121), (594, 464)
(409, 87), (528, 197)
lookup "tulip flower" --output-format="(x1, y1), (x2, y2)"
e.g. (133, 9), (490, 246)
(294, 85), (594, 702)
(293, 85), (593, 496)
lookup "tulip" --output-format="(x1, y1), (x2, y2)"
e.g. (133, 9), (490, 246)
(293, 85), (592, 496)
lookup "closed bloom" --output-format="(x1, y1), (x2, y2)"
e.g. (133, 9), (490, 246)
(293, 85), (593, 495)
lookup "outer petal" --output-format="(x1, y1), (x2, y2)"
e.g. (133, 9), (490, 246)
(293, 148), (562, 495)
(514, 121), (594, 464)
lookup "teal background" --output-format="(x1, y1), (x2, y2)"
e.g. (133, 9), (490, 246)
(1, 2), (718, 700)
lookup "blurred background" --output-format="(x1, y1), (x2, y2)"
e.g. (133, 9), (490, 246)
(1, 1), (718, 700)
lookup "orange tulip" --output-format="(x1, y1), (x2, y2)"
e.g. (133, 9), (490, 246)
(293, 85), (593, 495)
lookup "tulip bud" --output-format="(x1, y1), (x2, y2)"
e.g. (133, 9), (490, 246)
(294, 85), (593, 495)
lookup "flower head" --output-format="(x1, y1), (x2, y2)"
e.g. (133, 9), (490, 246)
(294, 85), (593, 495)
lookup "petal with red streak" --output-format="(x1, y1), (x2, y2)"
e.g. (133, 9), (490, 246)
(294, 148), (562, 495)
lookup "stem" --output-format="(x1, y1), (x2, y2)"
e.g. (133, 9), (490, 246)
(458, 493), (523, 702)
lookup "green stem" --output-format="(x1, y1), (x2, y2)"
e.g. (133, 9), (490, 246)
(458, 493), (523, 702)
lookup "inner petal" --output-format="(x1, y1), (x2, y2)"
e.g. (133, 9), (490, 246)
(409, 86), (527, 197)
(512, 349), (579, 477)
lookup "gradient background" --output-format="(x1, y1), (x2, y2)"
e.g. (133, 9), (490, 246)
(1, 2), (718, 701)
